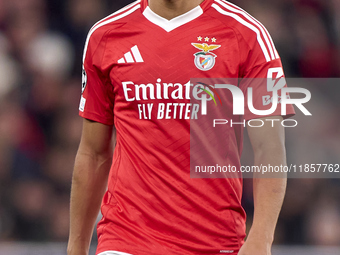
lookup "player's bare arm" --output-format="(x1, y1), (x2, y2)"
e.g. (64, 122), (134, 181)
(148, 0), (203, 20)
(67, 119), (114, 255)
(239, 116), (287, 255)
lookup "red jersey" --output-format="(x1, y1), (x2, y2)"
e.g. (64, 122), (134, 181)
(79, 0), (294, 254)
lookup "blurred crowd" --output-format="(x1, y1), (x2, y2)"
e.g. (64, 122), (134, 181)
(0, 0), (339, 247)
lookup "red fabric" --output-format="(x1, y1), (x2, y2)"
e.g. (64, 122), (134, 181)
(79, 0), (295, 254)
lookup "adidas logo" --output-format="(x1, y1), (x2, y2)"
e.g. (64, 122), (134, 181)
(118, 45), (144, 63)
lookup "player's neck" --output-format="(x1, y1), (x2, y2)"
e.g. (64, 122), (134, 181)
(148, 0), (204, 20)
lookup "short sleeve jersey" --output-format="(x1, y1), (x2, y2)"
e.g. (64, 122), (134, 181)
(80, 0), (295, 254)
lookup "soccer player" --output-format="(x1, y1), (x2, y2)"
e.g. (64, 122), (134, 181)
(67, 0), (295, 255)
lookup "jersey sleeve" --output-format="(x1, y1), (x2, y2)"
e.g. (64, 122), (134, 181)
(79, 28), (114, 125)
(237, 28), (295, 121)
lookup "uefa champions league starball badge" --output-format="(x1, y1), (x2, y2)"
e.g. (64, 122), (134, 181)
(81, 67), (87, 94)
(192, 37), (221, 71)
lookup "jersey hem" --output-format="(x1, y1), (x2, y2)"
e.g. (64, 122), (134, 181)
(97, 250), (240, 255)
(96, 250), (240, 255)
(97, 251), (133, 255)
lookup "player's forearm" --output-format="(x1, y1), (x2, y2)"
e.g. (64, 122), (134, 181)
(67, 150), (112, 255)
(249, 145), (287, 244)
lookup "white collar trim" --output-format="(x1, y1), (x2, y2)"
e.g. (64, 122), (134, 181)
(143, 5), (203, 32)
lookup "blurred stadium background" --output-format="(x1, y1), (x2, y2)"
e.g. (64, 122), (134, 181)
(0, 0), (339, 254)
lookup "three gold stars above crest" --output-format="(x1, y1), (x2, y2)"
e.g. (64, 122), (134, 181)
(197, 36), (217, 42)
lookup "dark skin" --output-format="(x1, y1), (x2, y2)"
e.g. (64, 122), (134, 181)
(148, 0), (204, 20)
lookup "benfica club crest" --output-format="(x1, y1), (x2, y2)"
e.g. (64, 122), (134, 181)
(192, 43), (221, 71)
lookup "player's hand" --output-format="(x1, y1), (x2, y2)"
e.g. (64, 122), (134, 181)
(237, 236), (272, 255)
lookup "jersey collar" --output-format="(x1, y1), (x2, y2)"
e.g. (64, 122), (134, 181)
(141, 0), (212, 32)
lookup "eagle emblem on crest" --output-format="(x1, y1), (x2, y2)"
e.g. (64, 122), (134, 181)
(191, 43), (221, 71)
